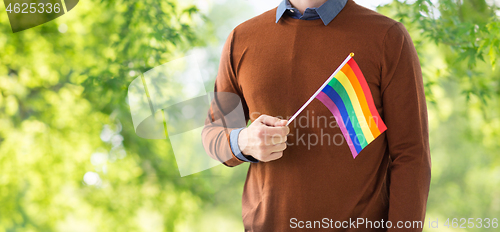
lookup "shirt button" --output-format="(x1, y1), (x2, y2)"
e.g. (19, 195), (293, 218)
(290, 9), (295, 13)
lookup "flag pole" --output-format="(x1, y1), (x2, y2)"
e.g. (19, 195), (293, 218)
(286, 53), (354, 126)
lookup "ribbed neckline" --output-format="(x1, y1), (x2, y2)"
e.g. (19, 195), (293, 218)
(280, 14), (325, 26)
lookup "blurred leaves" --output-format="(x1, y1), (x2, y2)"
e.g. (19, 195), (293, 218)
(380, 1), (500, 230)
(0, 0), (241, 231)
(388, 0), (500, 104)
(1, 0), (500, 231)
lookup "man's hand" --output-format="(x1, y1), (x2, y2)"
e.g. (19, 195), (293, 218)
(238, 115), (290, 162)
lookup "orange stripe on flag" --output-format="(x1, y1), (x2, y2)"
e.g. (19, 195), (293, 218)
(342, 64), (381, 137)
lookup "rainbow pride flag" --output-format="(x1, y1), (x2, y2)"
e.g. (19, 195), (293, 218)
(315, 56), (387, 158)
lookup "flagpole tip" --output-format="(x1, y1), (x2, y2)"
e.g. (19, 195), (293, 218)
(350, 52), (354, 57)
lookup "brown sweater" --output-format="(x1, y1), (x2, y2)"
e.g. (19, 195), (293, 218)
(202, 0), (431, 231)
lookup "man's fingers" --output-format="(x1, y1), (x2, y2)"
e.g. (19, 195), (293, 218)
(259, 125), (289, 138)
(274, 119), (288, 127)
(269, 134), (287, 145)
(257, 142), (286, 161)
(264, 151), (284, 162)
(257, 114), (282, 127)
(269, 142), (287, 153)
(246, 115), (289, 161)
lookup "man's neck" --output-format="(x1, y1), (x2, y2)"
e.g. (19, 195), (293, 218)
(288, 0), (328, 14)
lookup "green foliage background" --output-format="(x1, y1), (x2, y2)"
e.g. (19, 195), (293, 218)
(0, 0), (498, 231)
(378, 2), (500, 230)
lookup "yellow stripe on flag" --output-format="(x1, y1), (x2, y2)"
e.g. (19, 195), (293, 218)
(335, 71), (375, 142)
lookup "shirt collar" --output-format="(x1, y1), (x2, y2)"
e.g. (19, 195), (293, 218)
(275, 0), (348, 26)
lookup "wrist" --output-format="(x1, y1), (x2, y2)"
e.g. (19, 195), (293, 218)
(237, 128), (248, 155)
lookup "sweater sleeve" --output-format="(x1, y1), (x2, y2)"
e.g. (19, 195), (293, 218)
(380, 22), (431, 231)
(201, 30), (251, 167)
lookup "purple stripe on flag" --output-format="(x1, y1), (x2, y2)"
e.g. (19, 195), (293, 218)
(316, 92), (359, 158)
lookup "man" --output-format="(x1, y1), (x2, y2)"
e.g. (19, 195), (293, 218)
(202, 0), (431, 231)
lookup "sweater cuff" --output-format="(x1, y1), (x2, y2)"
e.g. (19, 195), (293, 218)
(230, 128), (259, 163)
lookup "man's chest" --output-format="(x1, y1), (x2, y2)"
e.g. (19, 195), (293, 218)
(235, 39), (384, 121)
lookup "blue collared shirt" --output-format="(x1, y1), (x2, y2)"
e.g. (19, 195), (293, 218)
(276, 0), (348, 25)
(229, 0), (348, 163)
